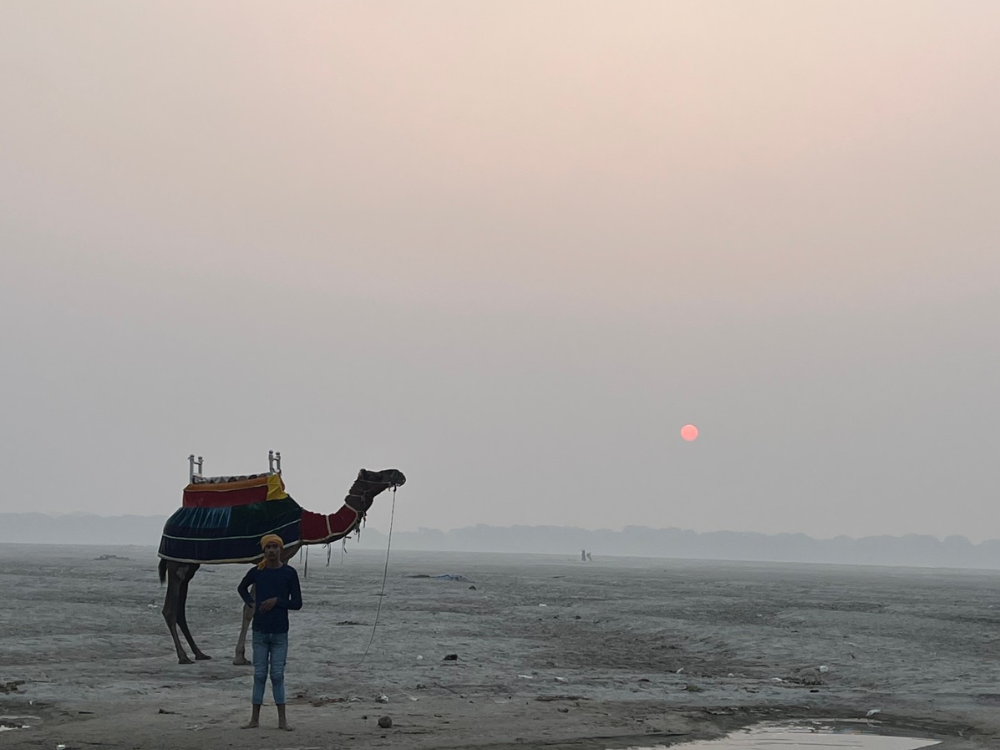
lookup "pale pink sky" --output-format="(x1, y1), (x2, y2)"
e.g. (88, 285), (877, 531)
(1, 2), (998, 541)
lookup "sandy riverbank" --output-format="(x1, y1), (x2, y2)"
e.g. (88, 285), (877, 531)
(2, 544), (998, 749)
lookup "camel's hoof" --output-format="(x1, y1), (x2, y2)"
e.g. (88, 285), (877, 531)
(178, 657), (194, 665)
(233, 656), (251, 666)
(195, 653), (212, 661)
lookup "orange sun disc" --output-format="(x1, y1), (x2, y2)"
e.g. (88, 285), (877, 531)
(681, 424), (699, 442)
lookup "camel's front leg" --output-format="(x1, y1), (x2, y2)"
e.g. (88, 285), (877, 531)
(233, 585), (254, 666)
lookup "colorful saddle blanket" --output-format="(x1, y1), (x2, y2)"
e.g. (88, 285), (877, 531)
(159, 495), (308, 564)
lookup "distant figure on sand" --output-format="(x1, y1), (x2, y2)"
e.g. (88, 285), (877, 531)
(237, 534), (302, 731)
(581, 549), (592, 562)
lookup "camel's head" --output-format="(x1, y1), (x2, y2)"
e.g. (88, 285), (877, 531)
(362, 468), (406, 489)
(344, 468), (406, 512)
(348, 469), (406, 510)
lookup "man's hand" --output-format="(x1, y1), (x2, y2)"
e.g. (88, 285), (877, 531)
(259, 597), (278, 613)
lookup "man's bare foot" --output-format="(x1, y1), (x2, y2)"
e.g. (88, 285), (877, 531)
(278, 723), (293, 731)
(246, 704), (261, 728)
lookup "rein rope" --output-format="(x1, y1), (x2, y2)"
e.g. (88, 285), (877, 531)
(354, 484), (396, 667)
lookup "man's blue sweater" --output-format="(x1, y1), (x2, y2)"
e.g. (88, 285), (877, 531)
(237, 564), (302, 634)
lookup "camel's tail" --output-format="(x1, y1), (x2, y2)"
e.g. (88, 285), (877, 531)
(158, 557), (167, 585)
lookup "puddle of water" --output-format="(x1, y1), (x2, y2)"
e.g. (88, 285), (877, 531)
(613, 721), (940, 749)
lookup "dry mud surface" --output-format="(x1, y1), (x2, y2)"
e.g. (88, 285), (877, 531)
(2, 544), (999, 749)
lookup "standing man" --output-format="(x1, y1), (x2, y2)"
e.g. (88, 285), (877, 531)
(237, 533), (302, 730)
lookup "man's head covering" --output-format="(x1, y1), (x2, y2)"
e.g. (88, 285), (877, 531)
(257, 534), (284, 569)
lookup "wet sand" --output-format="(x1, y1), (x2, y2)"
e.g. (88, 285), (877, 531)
(1, 543), (999, 749)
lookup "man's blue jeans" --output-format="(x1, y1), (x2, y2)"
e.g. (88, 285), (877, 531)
(251, 631), (288, 705)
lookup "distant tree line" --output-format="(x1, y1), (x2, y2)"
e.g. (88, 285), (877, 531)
(3, 513), (999, 570)
(355, 524), (1000, 570)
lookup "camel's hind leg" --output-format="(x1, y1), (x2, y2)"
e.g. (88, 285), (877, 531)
(233, 584), (254, 665)
(177, 574), (211, 661)
(161, 563), (195, 665)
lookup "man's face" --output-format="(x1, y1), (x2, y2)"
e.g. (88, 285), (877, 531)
(264, 542), (281, 560)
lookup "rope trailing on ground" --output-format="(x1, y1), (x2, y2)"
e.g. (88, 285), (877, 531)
(355, 485), (396, 667)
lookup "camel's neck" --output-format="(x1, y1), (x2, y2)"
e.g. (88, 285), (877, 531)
(296, 473), (398, 547)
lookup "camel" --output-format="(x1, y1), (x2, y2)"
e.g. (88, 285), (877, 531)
(158, 467), (405, 665)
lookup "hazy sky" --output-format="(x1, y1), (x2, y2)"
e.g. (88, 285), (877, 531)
(2, 2), (998, 542)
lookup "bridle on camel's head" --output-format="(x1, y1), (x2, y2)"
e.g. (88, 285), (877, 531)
(347, 469), (406, 534)
(323, 472), (405, 567)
